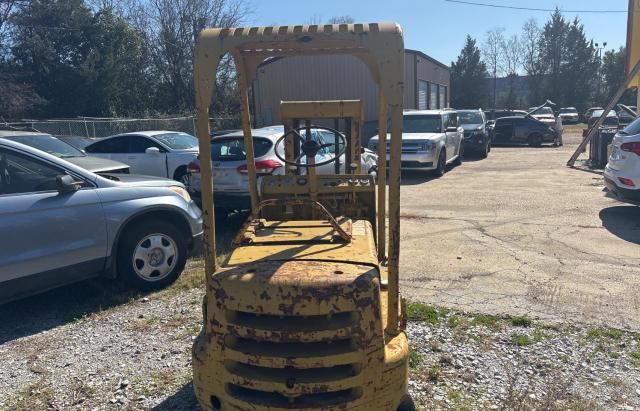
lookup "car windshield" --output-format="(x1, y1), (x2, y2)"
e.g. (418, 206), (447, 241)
(560, 108), (577, 114)
(531, 107), (553, 115)
(211, 137), (272, 161)
(4, 134), (85, 158)
(402, 115), (442, 133)
(154, 132), (198, 149)
(592, 110), (616, 118)
(457, 111), (483, 125)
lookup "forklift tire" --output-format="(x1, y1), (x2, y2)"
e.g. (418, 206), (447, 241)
(397, 394), (416, 411)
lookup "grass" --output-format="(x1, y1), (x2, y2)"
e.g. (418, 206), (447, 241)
(407, 303), (441, 325)
(511, 315), (533, 327)
(69, 377), (96, 405)
(532, 328), (546, 343)
(409, 347), (423, 368)
(470, 314), (500, 329)
(427, 365), (441, 382)
(5, 380), (55, 410)
(511, 333), (532, 347)
(586, 327), (624, 340)
(629, 350), (640, 368)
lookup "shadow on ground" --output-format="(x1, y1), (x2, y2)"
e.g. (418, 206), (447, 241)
(152, 382), (199, 410)
(599, 205), (640, 245)
(0, 212), (246, 345)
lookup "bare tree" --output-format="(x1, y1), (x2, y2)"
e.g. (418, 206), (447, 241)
(483, 27), (505, 108)
(131, 0), (251, 112)
(521, 18), (544, 105)
(327, 15), (355, 24)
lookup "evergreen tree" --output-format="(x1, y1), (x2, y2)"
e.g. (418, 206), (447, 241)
(602, 47), (636, 105)
(450, 35), (489, 108)
(560, 18), (598, 109)
(538, 9), (568, 105)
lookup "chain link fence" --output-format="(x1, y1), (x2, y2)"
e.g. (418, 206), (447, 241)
(3, 116), (239, 138)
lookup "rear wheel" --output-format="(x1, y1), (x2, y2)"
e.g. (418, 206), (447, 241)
(117, 221), (187, 290)
(480, 141), (489, 158)
(453, 144), (463, 166)
(528, 133), (543, 147)
(433, 148), (446, 177)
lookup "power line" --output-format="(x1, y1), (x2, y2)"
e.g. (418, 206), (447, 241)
(443, 0), (627, 14)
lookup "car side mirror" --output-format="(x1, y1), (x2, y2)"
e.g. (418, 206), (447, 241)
(145, 147), (161, 155)
(446, 126), (458, 133)
(56, 174), (80, 194)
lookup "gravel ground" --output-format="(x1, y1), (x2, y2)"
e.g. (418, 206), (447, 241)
(2, 274), (640, 410)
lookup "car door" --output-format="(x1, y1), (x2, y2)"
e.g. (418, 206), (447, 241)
(494, 119), (514, 143)
(85, 136), (129, 164)
(444, 113), (458, 160)
(0, 147), (108, 301)
(127, 136), (169, 177)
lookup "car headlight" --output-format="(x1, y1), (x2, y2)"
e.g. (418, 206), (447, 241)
(170, 186), (192, 202)
(422, 141), (435, 151)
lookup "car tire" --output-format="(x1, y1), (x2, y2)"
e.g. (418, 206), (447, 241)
(528, 133), (543, 147)
(117, 221), (187, 290)
(480, 142), (489, 158)
(174, 167), (189, 186)
(433, 148), (446, 177)
(453, 144), (463, 166)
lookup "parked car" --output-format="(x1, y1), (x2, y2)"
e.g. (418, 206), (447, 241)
(528, 106), (556, 128)
(604, 118), (640, 204)
(588, 109), (619, 129)
(485, 109), (528, 134)
(617, 105), (637, 127)
(491, 116), (556, 146)
(0, 131), (129, 174)
(368, 109), (463, 176)
(187, 126), (378, 212)
(84, 131), (199, 185)
(581, 107), (604, 123)
(0, 138), (203, 303)
(558, 107), (580, 124)
(57, 135), (98, 151)
(457, 109), (490, 158)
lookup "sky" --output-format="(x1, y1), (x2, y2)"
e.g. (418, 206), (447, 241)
(249, 0), (629, 68)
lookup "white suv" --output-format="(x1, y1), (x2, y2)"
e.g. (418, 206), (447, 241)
(604, 119), (640, 204)
(368, 109), (464, 176)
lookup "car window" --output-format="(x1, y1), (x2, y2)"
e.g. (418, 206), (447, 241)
(3, 134), (85, 158)
(621, 117), (640, 135)
(211, 137), (273, 161)
(458, 111), (483, 125)
(85, 136), (128, 153)
(0, 148), (64, 195)
(154, 132), (198, 150)
(318, 130), (346, 154)
(130, 136), (162, 153)
(447, 113), (458, 128)
(402, 115), (442, 133)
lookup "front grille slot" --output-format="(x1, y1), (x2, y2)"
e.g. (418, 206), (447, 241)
(224, 360), (361, 383)
(226, 310), (359, 332)
(227, 384), (362, 408)
(225, 336), (356, 358)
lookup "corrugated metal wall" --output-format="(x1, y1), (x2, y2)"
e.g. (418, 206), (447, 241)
(252, 50), (450, 137)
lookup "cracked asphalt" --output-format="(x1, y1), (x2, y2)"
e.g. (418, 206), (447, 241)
(398, 129), (640, 330)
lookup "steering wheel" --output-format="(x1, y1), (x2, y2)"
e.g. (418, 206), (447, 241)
(273, 126), (347, 168)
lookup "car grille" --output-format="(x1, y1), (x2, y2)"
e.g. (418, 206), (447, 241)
(384, 142), (426, 153)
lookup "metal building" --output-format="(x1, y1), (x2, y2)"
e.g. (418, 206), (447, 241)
(251, 49), (450, 137)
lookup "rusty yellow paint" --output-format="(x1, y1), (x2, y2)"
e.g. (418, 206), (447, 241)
(193, 22), (407, 410)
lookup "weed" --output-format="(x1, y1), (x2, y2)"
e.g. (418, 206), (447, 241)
(586, 327), (623, 340)
(409, 347), (423, 368)
(532, 328), (546, 343)
(5, 380), (55, 410)
(407, 303), (440, 325)
(629, 350), (640, 368)
(511, 333), (531, 347)
(427, 365), (441, 382)
(511, 315), (533, 327)
(470, 314), (500, 329)
(448, 315), (462, 328)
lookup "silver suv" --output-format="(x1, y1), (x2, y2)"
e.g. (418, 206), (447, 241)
(0, 138), (203, 303)
(368, 109), (464, 176)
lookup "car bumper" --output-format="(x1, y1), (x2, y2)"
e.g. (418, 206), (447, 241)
(604, 174), (640, 203)
(386, 152), (437, 170)
(191, 190), (252, 211)
(463, 136), (487, 150)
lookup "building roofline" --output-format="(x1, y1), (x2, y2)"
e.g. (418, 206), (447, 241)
(257, 49), (450, 71)
(405, 48), (449, 71)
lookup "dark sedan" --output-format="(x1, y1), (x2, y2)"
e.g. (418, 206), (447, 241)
(458, 109), (490, 158)
(491, 116), (556, 146)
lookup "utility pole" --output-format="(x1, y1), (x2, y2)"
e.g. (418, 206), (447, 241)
(595, 41), (607, 103)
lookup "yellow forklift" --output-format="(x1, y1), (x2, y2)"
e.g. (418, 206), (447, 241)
(192, 22), (410, 410)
